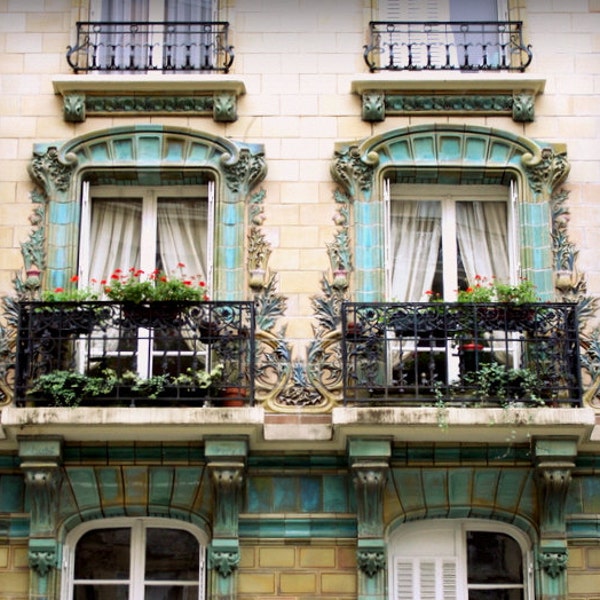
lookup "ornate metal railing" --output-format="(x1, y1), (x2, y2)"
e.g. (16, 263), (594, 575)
(364, 21), (532, 72)
(66, 21), (234, 73)
(15, 300), (254, 406)
(341, 302), (581, 406)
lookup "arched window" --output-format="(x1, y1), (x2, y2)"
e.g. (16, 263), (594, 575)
(62, 517), (207, 600)
(387, 519), (533, 600)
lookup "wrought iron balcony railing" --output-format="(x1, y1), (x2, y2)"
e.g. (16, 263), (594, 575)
(341, 302), (581, 406)
(15, 300), (254, 407)
(66, 21), (234, 73)
(364, 21), (532, 72)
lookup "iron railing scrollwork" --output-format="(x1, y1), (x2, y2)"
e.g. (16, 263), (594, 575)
(66, 21), (234, 73)
(341, 302), (581, 406)
(15, 300), (254, 406)
(364, 21), (532, 72)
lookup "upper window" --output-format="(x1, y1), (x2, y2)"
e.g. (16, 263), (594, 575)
(388, 519), (532, 600)
(70, 0), (227, 73)
(370, 0), (527, 72)
(80, 182), (214, 293)
(63, 518), (207, 600)
(384, 183), (517, 302)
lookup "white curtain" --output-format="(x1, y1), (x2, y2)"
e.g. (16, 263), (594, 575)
(456, 201), (510, 285)
(165, 0), (216, 69)
(157, 198), (208, 281)
(98, 0), (149, 70)
(89, 199), (142, 285)
(390, 201), (441, 301)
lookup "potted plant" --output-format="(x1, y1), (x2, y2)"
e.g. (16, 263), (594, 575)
(101, 264), (209, 326)
(27, 369), (117, 406)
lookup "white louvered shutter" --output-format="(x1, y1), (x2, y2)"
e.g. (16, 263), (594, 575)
(395, 557), (458, 600)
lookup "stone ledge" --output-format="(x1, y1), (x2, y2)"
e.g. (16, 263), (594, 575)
(52, 74), (246, 122)
(351, 73), (546, 122)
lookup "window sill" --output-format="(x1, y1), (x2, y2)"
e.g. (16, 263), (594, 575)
(52, 74), (246, 123)
(351, 72), (546, 122)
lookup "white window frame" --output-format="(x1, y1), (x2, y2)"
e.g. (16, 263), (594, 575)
(384, 182), (519, 301)
(62, 517), (208, 600)
(79, 181), (215, 379)
(388, 519), (533, 600)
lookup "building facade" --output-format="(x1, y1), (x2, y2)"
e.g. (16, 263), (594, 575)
(0, 1), (599, 599)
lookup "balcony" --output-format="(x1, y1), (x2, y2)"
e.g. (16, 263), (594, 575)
(15, 300), (254, 407)
(66, 21), (234, 73)
(364, 21), (532, 72)
(341, 302), (581, 406)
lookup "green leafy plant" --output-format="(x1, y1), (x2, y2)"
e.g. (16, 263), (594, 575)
(172, 363), (224, 391)
(28, 370), (117, 406)
(460, 362), (544, 405)
(457, 276), (540, 304)
(41, 275), (98, 302)
(102, 264), (209, 303)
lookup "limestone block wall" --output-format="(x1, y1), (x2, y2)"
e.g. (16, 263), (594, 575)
(0, 542), (29, 600)
(238, 542), (357, 599)
(567, 546), (600, 599)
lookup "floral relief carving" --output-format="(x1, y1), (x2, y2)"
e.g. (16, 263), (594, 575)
(538, 550), (568, 578)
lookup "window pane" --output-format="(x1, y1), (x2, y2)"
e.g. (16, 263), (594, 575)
(469, 590), (523, 600)
(467, 531), (523, 584)
(145, 585), (199, 600)
(156, 198), (208, 280)
(75, 528), (131, 580)
(90, 199), (143, 282)
(74, 584), (129, 600)
(145, 528), (199, 580)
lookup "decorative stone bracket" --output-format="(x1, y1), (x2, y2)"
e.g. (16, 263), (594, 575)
(349, 439), (391, 582)
(205, 438), (248, 579)
(52, 75), (245, 123)
(351, 75), (545, 123)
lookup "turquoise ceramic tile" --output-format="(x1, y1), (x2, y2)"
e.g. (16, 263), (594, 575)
(149, 467), (175, 506)
(389, 140), (411, 162)
(188, 142), (209, 161)
(89, 142), (110, 162)
(471, 469), (500, 506)
(413, 136), (436, 160)
(0, 475), (25, 512)
(489, 141), (510, 162)
(438, 135), (462, 161)
(96, 467), (123, 505)
(272, 477), (298, 512)
(67, 467), (101, 510)
(421, 470), (448, 507)
(299, 477), (321, 512)
(113, 139), (134, 161)
(165, 140), (184, 161)
(123, 467), (149, 506)
(171, 467), (203, 507)
(322, 475), (349, 513)
(138, 136), (161, 162)
(496, 470), (528, 513)
(391, 470), (425, 513)
(464, 137), (486, 161)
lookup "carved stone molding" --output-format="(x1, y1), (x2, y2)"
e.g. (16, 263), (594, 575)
(18, 437), (63, 537)
(351, 75), (545, 124)
(357, 549), (386, 577)
(331, 145), (377, 197)
(533, 437), (577, 539)
(209, 549), (240, 577)
(209, 464), (245, 539)
(28, 147), (75, 195)
(223, 147), (267, 195)
(538, 549), (568, 579)
(523, 146), (571, 203)
(28, 547), (57, 577)
(53, 75), (245, 123)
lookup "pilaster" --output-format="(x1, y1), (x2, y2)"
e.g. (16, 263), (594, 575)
(205, 437), (248, 600)
(533, 437), (578, 600)
(348, 438), (391, 600)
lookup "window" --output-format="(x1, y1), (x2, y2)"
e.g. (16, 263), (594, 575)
(79, 181), (215, 379)
(388, 520), (532, 600)
(63, 518), (207, 600)
(384, 183), (517, 302)
(379, 0), (508, 69)
(384, 182), (518, 384)
(89, 0), (219, 71)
